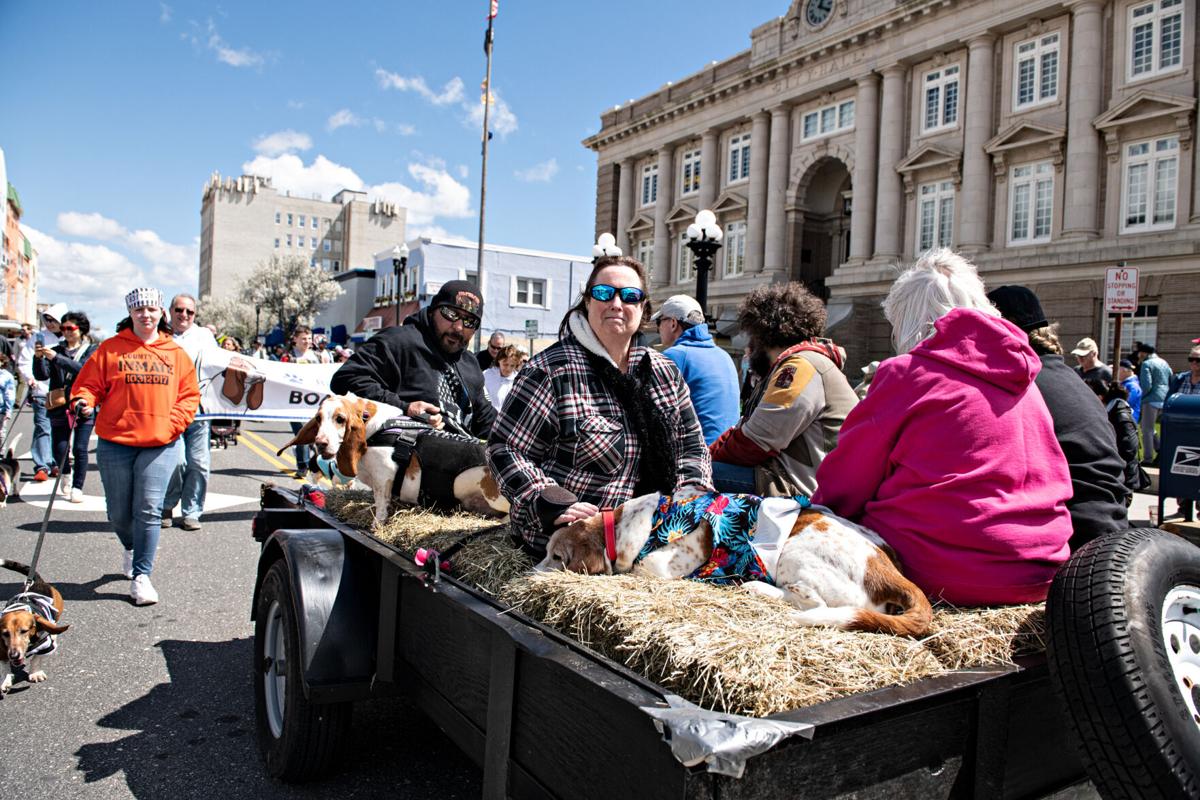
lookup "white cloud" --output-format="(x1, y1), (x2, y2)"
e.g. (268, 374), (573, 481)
(395, 123), (417, 136)
(241, 153), (473, 227)
(375, 70), (464, 106)
(188, 19), (267, 69)
(514, 158), (559, 183)
(54, 212), (198, 288)
(252, 129), (313, 156)
(377, 68), (518, 138)
(287, 99), (305, 110)
(409, 224), (452, 240)
(57, 211), (126, 240)
(326, 109), (362, 132)
(160, 3), (172, 23)
(457, 164), (469, 179)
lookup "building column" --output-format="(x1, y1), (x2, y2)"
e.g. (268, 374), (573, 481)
(616, 157), (636, 248)
(873, 65), (907, 260)
(652, 145), (675, 287)
(698, 128), (720, 211)
(763, 105), (792, 274)
(745, 111), (771, 273)
(1062, 0), (1105, 238)
(959, 34), (996, 251)
(849, 73), (880, 263)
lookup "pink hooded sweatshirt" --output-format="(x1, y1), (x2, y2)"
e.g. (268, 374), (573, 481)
(812, 308), (1072, 605)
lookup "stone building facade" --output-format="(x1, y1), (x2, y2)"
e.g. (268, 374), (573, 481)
(199, 172), (406, 302)
(3, 182), (39, 326)
(584, 0), (1198, 371)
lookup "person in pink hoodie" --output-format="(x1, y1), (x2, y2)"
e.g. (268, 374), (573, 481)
(812, 249), (1072, 605)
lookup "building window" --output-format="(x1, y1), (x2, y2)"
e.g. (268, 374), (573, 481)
(1103, 303), (1158, 357)
(636, 238), (654, 279)
(640, 163), (659, 206)
(802, 100), (856, 141)
(917, 180), (955, 253)
(286, 234), (292, 247)
(677, 233), (696, 283)
(723, 221), (746, 277)
(298, 214), (306, 228)
(323, 240), (332, 252)
(274, 238), (280, 249)
(312, 217), (318, 229)
(1014, 33), (1059, 109)
(728, 133), (751, 184)
(921, 65), (960, 133)
(323, 217), (331, 228)
(311, 237), (318, 249)
(322, 258), (332, 270)
(333, 260), (340, 271)
(1121, 135), (1179, 232)
(1129, 0), (1183, 80)
(680, 148), (701, 196)
(1008, 162), (1054, 245)
(287, 213), (294, 226)
(515, 277), (546, 307)
(275, 211), (281, 224)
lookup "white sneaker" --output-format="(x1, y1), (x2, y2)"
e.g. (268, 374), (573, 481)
(130, 574), (159, 605)
(69, 487), (84, 503)
(59, 481), (71, 498)
(122, 550), (134, 580)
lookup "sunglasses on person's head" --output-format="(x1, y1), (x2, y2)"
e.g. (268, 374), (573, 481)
(60, 324), (79, 332)
(437, 305), (480, 330)
(589, 284), (645, 304)
(173, 307), (196, 316)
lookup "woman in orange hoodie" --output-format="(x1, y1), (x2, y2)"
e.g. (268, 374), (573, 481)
(72, 288), (200, 606)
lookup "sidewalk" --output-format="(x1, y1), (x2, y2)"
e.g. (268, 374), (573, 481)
(1130, 467), (1197, 544)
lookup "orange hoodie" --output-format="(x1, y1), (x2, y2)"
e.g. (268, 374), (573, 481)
(72, 328), (200, 447)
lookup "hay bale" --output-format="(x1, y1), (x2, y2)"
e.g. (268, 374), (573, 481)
(321, 489), (1047, 716)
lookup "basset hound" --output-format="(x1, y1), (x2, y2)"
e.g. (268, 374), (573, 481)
(1, 559), (70, 696)
(278, 393), (509, 524)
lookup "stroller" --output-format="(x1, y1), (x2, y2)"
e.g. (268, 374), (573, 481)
(209, 419), (241, 449)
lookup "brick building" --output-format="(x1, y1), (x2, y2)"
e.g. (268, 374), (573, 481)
(3, 181), (39, 326)
(583, 0), (1199, 371)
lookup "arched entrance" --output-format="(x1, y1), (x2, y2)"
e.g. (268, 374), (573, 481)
(787, 151), (853, 301)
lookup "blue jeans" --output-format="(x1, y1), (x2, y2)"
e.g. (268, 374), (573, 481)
(96, 438), (182, 578)
(712, 461), (757, 494)
(30, 396), (52, 471)
(290, 421), (310, 473)
(51, 415), (95, 491)
(163, 420), (210, 519)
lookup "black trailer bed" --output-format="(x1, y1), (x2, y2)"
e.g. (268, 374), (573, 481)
(252, 485), (1089, 799)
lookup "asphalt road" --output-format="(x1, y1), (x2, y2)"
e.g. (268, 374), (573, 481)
(0, 414), (481, 799)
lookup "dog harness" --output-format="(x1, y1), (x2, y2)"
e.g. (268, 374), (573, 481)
(2, 592), (59, 658)
(635, 493), (812, 585)
(366, 417), (487, 511)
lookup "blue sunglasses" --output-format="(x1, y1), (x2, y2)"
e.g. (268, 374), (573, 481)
(589, 284), (646, 304)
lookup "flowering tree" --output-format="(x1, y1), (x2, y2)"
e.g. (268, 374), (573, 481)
(240, 254), (343, 336)
(198, 292), (256, 344)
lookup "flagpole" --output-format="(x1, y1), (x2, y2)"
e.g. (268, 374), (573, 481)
(475, 2), (495, 352)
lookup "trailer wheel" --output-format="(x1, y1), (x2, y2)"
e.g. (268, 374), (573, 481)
(254, 559), (352, 782)
(1047, 528), (1200, 800)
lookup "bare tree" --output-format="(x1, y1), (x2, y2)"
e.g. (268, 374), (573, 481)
(239, 254), (343, 336)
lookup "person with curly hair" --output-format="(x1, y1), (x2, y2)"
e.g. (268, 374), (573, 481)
(709, 281), (857, 496)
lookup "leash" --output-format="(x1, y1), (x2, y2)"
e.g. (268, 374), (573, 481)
(0, 394), (30, 453)
(413, 522), (509, 585)
(23, 408), (78, 592)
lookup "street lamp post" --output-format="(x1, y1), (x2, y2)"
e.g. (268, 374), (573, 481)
(591, 232), (622, 263)
(254, 304), (261, 343)
(391, 242), (409, 327)
(684, 209), (723, 318)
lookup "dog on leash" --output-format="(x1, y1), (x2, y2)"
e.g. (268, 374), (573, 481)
(0, 434), (22, 508)
(279, 393), (510, 524)
(536, 492), (933, 637)
(1, 558), (70, 696)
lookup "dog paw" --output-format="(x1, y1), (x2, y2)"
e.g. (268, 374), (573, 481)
(0, 676), (12, 694)
(740, 580), (786, 600)
(27, 670), (47, 683)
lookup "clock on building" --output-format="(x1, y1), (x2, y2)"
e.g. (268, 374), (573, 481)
(805, 0), (833, 28)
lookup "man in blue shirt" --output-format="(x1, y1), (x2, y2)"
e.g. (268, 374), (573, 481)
(653, 295), (740, 446)
(1136, 341), (1173, 465)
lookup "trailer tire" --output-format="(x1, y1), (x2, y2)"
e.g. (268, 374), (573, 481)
(254, 559), (352, 782)
(1047, 527), (1200, 800)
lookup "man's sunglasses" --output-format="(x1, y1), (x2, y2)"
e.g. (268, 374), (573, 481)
(1189, 358), (1200, 363)
(438, 305), (480, 330)
(589, 284), (646, 304)
(173, 307), (196, 316)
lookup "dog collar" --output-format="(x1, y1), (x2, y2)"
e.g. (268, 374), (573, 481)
(601, 507), (617, 566)
(314, 455), (354, 486)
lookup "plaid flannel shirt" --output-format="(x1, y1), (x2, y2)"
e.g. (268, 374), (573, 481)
(486, 335), (712, 549)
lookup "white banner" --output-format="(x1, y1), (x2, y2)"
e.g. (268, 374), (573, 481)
(193, 349), (339, 422)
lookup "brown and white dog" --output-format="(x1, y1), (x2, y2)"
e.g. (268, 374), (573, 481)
(278, 393), (509, 524)
(0, 434), (22, 508)
(1, 559), (70, 696)
(536, 493), (932, 637)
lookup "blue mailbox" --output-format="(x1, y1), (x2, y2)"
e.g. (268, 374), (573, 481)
(1157, 393), (1200, 524)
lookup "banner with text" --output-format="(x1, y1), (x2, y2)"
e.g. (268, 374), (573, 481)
(193, 349), (339, 423)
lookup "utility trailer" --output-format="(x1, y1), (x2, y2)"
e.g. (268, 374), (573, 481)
(249, 485), (1200, 799)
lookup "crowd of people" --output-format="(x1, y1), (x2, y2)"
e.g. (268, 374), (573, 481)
(3, 244), (1197, 610)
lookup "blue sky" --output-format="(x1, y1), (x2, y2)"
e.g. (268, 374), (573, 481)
(2, 0), (785, 328)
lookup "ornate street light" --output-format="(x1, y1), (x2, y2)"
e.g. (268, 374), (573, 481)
(685, 209), (723, 317)
(391, 242), (409, 326)
(591, 232), (622, 262)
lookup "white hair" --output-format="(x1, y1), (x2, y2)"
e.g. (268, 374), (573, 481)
(882, 248), (1000, 354)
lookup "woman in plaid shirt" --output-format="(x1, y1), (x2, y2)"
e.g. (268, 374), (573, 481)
(486, 256), (712, 555)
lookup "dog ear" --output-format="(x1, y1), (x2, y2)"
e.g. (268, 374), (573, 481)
(34, 615), (69, 635)
(276, 412), (322, 456)
(354, 398), (377, 423)
(336, 411), (367, 478)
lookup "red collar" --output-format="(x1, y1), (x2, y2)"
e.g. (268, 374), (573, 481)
(602, 508), (617, 565)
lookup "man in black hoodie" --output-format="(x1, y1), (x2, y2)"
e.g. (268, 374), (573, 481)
(331, 280), (496, 438)
(987, 285), (1129, 550)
